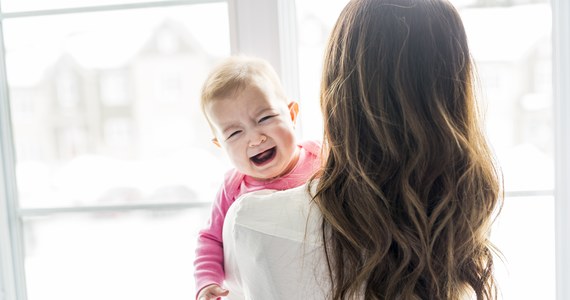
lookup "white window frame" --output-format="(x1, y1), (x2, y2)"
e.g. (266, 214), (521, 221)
(0, 15), (26, 299)
(227, 0), (300, 103)
(552, 0), (570, 299)
(1, 0), (569, 300)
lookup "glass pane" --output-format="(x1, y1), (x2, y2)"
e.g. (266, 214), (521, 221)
(296, 1), (555, 299)
(461, 3), (553, 193)
(23, 208), (210, 300)
(296, 0), (553, 193)
(490, 195), (555, 300)
(6, 3), (232, 208)
(0, 0), (201, 13)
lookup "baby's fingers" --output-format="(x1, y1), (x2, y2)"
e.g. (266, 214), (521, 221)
(210, 286), (229, 297)
(198, 285), (229, 300)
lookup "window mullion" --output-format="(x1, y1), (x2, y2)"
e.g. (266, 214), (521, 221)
(227, 0), (299, 101)
(0, 0), (225, 20)
(553, 0), (570, 299)
(0, 22), (27, 300)
(17, 202), (212, 217)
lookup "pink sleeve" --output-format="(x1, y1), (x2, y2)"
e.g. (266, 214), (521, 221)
(194, 171), (241, 299)
(300, 139), (322, 157)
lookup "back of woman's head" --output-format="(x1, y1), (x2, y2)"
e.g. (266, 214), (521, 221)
(314, 0), (502, 299)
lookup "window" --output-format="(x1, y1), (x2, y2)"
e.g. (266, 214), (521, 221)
(100, 71), (129, 107)
(102, 117), (133, 155)
(0, 1), (232, 299)
(2, 0), (569, 299)
(54, 70), (81, 109)
(296, 0), (562, 299)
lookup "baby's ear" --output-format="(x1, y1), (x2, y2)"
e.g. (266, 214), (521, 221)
(211, 137), (221, 148)
(288, 101), (299, 123)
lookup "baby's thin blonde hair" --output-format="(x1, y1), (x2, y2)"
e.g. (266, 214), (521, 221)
(200, 56), (288, 123)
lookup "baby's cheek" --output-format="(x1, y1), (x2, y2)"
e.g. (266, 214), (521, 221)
(227, 151), (243, 167)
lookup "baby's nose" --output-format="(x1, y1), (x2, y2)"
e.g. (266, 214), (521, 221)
(249, 134), (267, 147)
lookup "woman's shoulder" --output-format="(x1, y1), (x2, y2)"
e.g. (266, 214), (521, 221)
(243, 180), (315, 198)
(233, 180), (318, 215)
(222, 181), (329, 300)
(227, 181), (321, 241)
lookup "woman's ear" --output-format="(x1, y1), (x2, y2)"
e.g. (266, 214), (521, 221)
(288, 101), (299, 124)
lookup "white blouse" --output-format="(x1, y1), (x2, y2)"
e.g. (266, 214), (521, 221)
(222, 183), (331, 300)
(221, 184), (478, 300)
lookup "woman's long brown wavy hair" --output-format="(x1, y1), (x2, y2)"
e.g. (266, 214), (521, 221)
(311, 0), (503, 299)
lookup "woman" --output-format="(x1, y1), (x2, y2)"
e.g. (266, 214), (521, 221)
(222, 0), (503, 299)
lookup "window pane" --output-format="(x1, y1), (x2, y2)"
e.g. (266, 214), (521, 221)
(296, 1), (554, 299)
(491, 195), (555, 300)
(296, 0), (553, 193)
(6, 3), (232, 208)
(461, 4), (553, 193)
(23, 208), (210, 300)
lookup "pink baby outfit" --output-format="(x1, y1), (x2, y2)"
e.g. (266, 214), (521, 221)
(193, 140), (321, 298)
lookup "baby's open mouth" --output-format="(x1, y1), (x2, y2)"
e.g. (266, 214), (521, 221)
(250, 147), (276, 166)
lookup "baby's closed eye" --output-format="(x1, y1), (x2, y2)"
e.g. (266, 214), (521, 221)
(226, 130), (242, 140)
(258, 114), (278, 123)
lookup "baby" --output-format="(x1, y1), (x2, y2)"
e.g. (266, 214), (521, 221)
(194, 56), (320, 300)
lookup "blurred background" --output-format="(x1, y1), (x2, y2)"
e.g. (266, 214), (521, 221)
(0, 0), (560, 299)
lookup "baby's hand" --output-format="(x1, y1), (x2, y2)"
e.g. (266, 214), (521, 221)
(197, 284), (229, 300)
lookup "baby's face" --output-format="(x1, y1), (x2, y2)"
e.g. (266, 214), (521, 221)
(205, 82), (299, 180)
